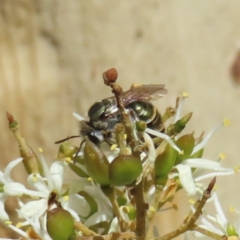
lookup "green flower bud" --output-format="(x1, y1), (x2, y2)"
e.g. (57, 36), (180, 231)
(155, 144), (177, 185)
(226, 223), (238, 236)
(58, 141), (79, 158)
(174, 112), (192, 133)
(84, 137), (110, 186)
(190, 148), (204, 158)
(68, 163), (89, 178)
(175, 133), (195, 164)
(166, 124), (175, 136)
(109, 155), (142, 186)
(136, 121), (147, 132)
(127, 206), (136, 220)
(47, 208), (75, 240)
(117, 196), (127, 206)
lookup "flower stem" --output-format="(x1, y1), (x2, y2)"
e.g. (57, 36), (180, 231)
(101, 186), (126, 232)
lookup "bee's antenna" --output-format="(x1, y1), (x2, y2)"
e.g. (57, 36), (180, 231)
(55, 135), (80, 144)
(74, 140), (86, 164)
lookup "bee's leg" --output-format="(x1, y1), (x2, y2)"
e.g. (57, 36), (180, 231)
(101, 129), (116, 146)
(106, 117), (121, 130)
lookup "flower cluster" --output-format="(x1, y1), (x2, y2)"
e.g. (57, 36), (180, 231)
(1, 69), (238, 240)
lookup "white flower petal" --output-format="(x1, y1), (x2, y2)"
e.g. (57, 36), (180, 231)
(0, 197), (9, 220)
(174, 96), (185, 123)
(108, 217), (120, 233)
(84, 211), (111, 227)
(195, 170), (234, 182)
(62, 194), (90, 218)
(8, 224), (29, 238)
(0, 172), (5, 184)
(146, 128), (182, 154)
(4, 182), (46, 198)
(67, 179), (90, 195)
(183, 158), (221, 170)
(142, 132), (156, 162)
(192, 123), (223, 155)
(21, 215), (52, 240)
(73, 112), (85, 121)
(85, 185), (112, 211)
(18, 199), (48, 218)
(50, 162), (64, 193)
(3, 158), (23, 181)
(212, 192), (227, 227)
(200, 218), (224, 235)
(175, 164), (196, 195)
(28, 174), (49, 194)
(38, 153), (54, 190)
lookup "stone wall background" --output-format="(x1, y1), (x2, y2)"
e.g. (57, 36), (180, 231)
(0, 0), (240, 238)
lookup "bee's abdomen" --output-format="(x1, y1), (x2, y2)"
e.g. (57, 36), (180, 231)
(126, 101), (162, 130)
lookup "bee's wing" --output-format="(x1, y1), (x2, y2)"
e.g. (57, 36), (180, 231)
(121, 84), (168, 105)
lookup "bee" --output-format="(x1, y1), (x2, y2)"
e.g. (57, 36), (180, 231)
(79, 84), (167, 145)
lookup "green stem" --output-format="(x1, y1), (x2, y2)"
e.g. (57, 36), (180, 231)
(102, 187), (126, 231)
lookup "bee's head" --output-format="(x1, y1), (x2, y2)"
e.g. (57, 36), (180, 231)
(79, 120), (103, 145)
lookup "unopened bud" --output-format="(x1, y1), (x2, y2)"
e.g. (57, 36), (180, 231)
(84, 137), (110, 186)
(109, 155), (142, 186)
(190, 148), (204, 158)
(58, 141), (79, 158)
(175, 133), (195, 164)
(47, 208), (75, 240)
(226, 223), (238, 237)
(155, 144), (177, 185)
(136, 121), (147, 132)
(174, 112), (193, 133)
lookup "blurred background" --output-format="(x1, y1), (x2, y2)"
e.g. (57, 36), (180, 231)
(1, 0), (240, 238)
